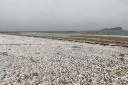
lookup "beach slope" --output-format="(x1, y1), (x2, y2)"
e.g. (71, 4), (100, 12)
(0, 34), (128, 85)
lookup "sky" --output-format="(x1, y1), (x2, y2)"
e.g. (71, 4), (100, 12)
(0, 0), (128, 31)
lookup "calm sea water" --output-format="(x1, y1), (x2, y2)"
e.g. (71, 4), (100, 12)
(1, 31), (128, 38)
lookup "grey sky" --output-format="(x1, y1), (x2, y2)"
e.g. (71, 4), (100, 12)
(0, 0), (128, 31)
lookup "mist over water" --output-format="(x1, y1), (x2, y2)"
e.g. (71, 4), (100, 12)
(0, 0), (128, 31)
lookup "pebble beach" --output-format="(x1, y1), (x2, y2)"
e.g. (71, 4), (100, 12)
(0, 34), (128, 85)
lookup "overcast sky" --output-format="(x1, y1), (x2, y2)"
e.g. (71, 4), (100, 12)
(0, 0), (128, 31)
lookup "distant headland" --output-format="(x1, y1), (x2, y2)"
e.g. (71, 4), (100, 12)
(80, 27), (128, 35)
(101, 27), (123, 31)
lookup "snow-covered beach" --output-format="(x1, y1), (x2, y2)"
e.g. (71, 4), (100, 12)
(0, 34), (128, 85)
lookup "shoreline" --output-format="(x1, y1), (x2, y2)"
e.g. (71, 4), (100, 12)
(0, 34), (128, 84)
(1, 32), (128, 48)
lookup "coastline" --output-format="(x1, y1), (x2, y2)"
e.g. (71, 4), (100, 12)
(1, 32), (128, 48)
(0, 34), (128, 84)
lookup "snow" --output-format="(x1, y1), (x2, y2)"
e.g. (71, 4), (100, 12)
(0, 34), (128, 85)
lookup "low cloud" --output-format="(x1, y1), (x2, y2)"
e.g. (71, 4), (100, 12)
(0, 0), (128, 31)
